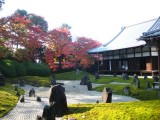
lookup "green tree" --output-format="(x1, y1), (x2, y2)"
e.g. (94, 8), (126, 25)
(27, 13), (48, 32)
(61, 23), (71, 30)
(14, 9), (48, 32)
(0, 0), (5, 11)
(14, 9), (27, 17)
(61, 23), (72, 41)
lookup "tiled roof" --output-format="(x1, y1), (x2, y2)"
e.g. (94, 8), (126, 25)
(89, 18), (157, 53)
(139, 17), (160, 39)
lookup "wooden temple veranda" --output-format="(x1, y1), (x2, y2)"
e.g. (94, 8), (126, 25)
(88, 17), (160, 76)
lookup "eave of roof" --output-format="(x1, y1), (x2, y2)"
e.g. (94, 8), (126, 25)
(139, 17), (160, 40)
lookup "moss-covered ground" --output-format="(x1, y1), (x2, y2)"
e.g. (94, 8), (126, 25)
(64, 100), (160, 120)
(0, 84), (24, 117)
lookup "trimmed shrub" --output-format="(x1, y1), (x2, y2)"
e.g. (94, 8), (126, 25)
(24, 62), (51, 76)
(0, 60), (16, 77)
(14, 61), (27, 76)
(0, 60), (51, 77)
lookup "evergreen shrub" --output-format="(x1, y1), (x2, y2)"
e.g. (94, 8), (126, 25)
(24, 62), (51, 76)
(0, 60), (51, 77)
(0, 60), (16, 77)
(14, 61), (27, 76)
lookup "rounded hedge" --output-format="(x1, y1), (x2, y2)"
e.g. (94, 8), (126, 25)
(0, 59), (51, 77)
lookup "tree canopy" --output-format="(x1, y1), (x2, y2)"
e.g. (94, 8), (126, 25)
(0, 0), (4, 11)
(0, 9), (102, 72)
(14, 9), (48, 32)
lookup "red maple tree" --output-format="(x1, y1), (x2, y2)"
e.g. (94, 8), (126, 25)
(74, 37), (101, 68)
(44, 27), (74, 71)
(0, 14), (45, 61)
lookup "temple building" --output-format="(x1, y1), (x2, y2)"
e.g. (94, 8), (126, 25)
(138, 18), (160, 77)
(88, 17), (160, 76)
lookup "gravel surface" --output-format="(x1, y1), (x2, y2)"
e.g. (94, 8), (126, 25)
(1, 80), (139, 120)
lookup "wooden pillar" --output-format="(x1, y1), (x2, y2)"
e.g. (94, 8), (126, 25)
(158, 41), (160, 78)
(158, 41), (160, 98)
(97, 52), (99, 74)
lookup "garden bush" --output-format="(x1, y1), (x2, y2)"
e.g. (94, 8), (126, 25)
(14, 61), (27, 76)
(0, 60), (51, 77)
(0, 60), (16, 77)
(24, 62), (51, 76)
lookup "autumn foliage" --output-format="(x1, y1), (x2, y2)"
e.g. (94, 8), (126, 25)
(0, 12), (101, 72)
(73, 37), (101, 68)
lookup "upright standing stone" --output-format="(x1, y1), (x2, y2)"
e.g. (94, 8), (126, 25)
(86, 80), (92, 91)
(102, 87), (112, 103)
(133, 74), (137, 85)
(20, 95), (24, 102)
(144, 74), (148, 80)
(14, 85), (18, 91)
(153, 76), (159, 82)
(125, 73), (129, 80)
(144, 75), (151, 89)
(51, 73), (56, 86)
(95, 72), (100, 80)
(113, 73), (117, 77)
(123, 86), (131, 95)
(36, 96), (41, 102)
(133, 74), (140, 88)
(122, 73), (129, 80)
(152, 76), (159, 89)
(29, 88), (35, 97)
(20, 80), (25, 87)
(49, 84), (68, 117)
(16, 91), (20, 96)
(80, 75), (90, 85)
(122, 73), (125, 79)
(36, 115), (42, 120)
(41, 102), (56, 120)
(136, 78), (140, 88)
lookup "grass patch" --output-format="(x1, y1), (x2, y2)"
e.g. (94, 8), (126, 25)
(6, 76), (51, 87)
(64, 100), (160, 120)
(5, 71), (160, 100)
(0, 84), (24, 117)
(55, 71), (94, 80)
(93, 76), (159, 100)
(6, 71), (93, 87)
(91, 76), (132, 84)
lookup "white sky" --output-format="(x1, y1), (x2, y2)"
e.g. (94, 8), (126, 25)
(0, 0), (160, 43)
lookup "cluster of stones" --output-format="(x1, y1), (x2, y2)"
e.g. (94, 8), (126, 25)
(122, 73), (129, 80)
(19, 87), (40, 103)
(80, 74), (92, 91)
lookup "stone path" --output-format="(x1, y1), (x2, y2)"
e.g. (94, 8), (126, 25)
(1, 80), (139, 120)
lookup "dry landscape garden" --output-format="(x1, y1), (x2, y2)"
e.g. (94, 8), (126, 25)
(0, 66), (160, 120)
